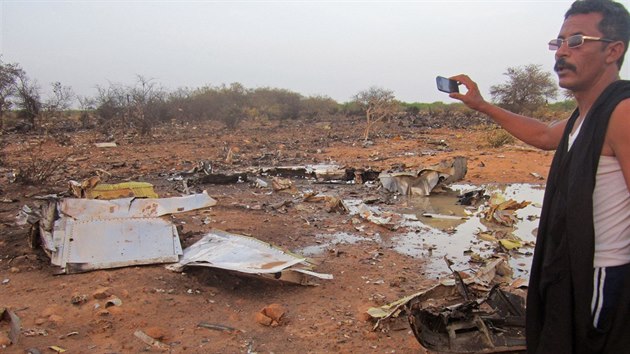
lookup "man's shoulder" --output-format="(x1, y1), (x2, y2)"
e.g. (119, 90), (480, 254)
(613, 98), (630, 110)
(608, 100), (630, 137)
(609, 99), (630, 123)
(609, 80), (630, 109)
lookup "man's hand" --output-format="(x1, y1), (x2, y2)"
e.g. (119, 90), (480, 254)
(448, 74), (490, 113)
(444, 73), (565, 150)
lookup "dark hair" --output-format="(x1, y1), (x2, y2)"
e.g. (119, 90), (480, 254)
(566, 0), (630, 68)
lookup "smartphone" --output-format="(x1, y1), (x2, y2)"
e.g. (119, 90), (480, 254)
(436, 76), (459, 93)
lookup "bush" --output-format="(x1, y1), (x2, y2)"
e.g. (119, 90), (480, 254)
(486, 128), (515, 148)
(12, 142), (64, 184)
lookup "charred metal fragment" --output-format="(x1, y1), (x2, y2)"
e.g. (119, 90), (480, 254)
(407, 284), (526, 353)
(193, 172), (249, 185)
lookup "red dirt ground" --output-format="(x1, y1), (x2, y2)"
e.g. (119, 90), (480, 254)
(0, 118), (552, 353)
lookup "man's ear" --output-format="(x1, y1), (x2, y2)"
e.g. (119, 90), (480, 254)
(605, 41), (626, 65)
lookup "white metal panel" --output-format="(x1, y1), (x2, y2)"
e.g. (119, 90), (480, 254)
(58, 217), (182, 273)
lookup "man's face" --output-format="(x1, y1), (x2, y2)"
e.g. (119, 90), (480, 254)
(554, 12), (610, 92)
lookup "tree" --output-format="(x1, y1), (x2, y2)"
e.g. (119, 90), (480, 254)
(94, 76), (167, 134)
(353, 86), (398, 142)
(216, 82), (248, 129)
(300, 95), (339, 119)
(0, 59), (24, 131)
(14, 71), (41, 129)
(129, 75), (167, 134)
(45, 82), (74, 112)
(77, 95), (96, 129)
(249, 87), (301, 121)
(490, 64), (558, 115)
(42, 82), (75, 130)
(167, 87), (195, 123)
(95, 82), (127, 131)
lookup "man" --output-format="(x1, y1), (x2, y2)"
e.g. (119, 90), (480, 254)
(449, 0), (630, 352)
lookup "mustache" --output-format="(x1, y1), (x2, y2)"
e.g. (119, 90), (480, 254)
(554, 58), (577, 73)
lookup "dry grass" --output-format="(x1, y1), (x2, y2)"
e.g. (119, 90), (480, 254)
(12, 142), (64, 184)
(485, 128), (515, 148)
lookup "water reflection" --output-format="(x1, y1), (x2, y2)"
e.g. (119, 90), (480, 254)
(297, 183), (545, 281)
(393, 183), (544, 279)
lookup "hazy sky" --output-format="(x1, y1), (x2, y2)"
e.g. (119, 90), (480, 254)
(3, 0), (630, 104)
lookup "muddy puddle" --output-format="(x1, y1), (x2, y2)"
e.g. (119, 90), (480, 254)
(297, 183), (544, 281)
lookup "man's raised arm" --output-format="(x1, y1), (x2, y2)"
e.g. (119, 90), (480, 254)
(449, 74), (566, 151)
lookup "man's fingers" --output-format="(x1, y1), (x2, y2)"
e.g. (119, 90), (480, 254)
(450, 74), (469, 85)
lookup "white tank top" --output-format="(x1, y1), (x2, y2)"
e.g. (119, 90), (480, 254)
(592, 155), (630, 267)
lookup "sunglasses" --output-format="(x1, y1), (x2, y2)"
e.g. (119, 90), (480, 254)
(548, 34), (614, 50)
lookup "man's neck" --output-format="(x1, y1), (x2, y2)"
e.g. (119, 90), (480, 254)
(574, 72), (621, 116)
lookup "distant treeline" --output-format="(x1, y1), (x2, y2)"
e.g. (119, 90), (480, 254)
(0, 59), (576, 135)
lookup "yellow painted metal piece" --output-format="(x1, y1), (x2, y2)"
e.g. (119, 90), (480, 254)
(86, 182), (158, 199)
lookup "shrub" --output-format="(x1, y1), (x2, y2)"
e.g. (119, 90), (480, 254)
(12, 142), (64, 184)
(486, 128), (515, 148)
